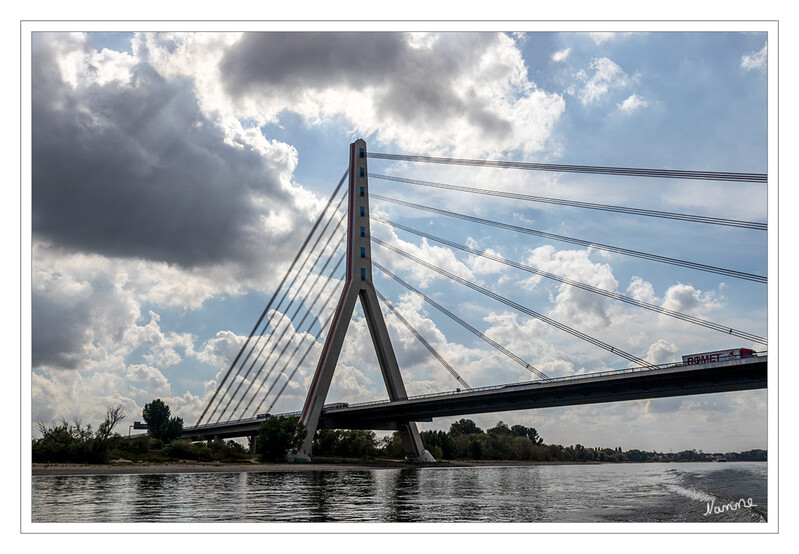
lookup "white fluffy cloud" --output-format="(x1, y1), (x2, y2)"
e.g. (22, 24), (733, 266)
(645, 339), (679, 365)
(618, 93), (649, 113)
(741, 42), (767, 71)
(521, 245), (618, 328)
(575, 57), (630, 106)
(662, 282), (723, 316)
(126, 364), (172, 397)
(552, 48), (571, 62)
(588, 32), (618, 45)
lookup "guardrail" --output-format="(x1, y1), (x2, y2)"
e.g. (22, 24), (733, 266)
(334, 351), (767, 410)
(185, 351), (765, 430)
(185, 411), (301, 432)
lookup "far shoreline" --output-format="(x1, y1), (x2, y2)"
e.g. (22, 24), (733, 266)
(30, 458), (758, 476)
(32, 458), (601, 476)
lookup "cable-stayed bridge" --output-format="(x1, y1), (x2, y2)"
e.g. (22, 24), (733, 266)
(184, 140), (767, 461)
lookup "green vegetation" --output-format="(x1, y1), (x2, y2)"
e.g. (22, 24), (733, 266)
(256, 416), (307, 462)
(313, 429), (383, 459)
(33, 400), (246, 465)
(310, 418), (767, 464)
(32, 404), (767, 466)
(142, 399), (183, 442)
(32, 405), (127, 464)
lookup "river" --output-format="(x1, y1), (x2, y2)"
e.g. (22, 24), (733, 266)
(31, 462), (767, 524)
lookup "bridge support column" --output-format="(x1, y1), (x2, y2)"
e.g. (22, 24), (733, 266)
(248, 435), (257, 455)
(293, 139), (434, 463)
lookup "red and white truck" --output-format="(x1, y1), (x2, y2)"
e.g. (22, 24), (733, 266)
(682, 348), (755, 365)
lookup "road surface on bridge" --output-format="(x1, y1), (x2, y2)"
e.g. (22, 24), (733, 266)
(182, 355), (766, 440)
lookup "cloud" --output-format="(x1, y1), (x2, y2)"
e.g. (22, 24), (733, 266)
(740, 42), (767, 71)
(370, 218), (476, 289)
(32, 32), (305, 270)
(125, 364), (172, 396)
(587, 32), (635, 45)
(216, 32), (565, 157)
(627, 276), (658, 304)
(574, 57), (629, 106)
(662, 282), (723, 316)
(32, 246), (141, 371)
(552, 48), (571, 62)
(645, 339), (679, 365)
(521, 245), (619, 329)
(617, 93), (648, 113)
(126, 311), (195, 368)
(588, 32), (617, 45)
(194, 330), (247, 373)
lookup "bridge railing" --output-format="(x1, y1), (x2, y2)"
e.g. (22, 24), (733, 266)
(185, 411), (302, 432)
(339, 351), (767, 410)
(187, 351), (765, 429)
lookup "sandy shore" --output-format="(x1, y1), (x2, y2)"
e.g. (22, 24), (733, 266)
(32, 461), (408, 476)
(32, 458), (584, 476)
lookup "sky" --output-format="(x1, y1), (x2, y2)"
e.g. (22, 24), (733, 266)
(26, 28), (772, 453)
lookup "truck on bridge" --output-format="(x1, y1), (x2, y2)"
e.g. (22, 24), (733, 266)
(682, 348), (755, 366)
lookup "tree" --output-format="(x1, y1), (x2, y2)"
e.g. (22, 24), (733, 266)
(314, 429), (341, 456)
(379, 432), (405, 459)
(257, 416), (307, 463)
(164, 417), (184, 442)
(466, 437), (484, 459)
(487, 421), (512, 436)
(96, 405), (126, 443)
(510, 424), (543, 445)
(142, 399), (183, 442)
(421, 430), (457, 459)
(449, 418), (482, 437)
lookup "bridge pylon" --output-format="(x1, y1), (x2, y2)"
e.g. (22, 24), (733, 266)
(293, 139), (435, 463)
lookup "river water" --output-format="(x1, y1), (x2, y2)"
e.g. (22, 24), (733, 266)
(31, 462), (767, 524)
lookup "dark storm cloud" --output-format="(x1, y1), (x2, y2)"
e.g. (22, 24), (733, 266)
(31, 291), (92, 370)
(220, 32), (409, 91)
(219, 32), (513, 135)
(32, 258), (139, 370)
(32, 34), (293, 268)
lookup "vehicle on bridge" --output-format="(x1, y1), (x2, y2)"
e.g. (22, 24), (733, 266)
(682, 348), (755, 365)
(322, 402), (349, 410)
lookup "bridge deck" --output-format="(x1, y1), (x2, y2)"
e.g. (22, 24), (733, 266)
(182, 356), (766, 439)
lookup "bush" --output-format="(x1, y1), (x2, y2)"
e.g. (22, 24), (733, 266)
(164, 439), (217, 461)
(121, 435), (152, 455)
(33, 411), (124, 464)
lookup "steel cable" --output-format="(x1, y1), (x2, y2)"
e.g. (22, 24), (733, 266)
(372, 261), (552, 380)
(370, 173), (766, 230)
(196, 170), (348, 425)
(371, 194), (766, 284)
(241, 253), (347, 419)
(372, 239), (655, 369)
(207, 198), (347, 423)
(372, 216), (767, 345)
(215, 221), (347, 423)
(259, 271), (346, 415)
(375, 289), (473, 390)
(368, 152), (767, 183)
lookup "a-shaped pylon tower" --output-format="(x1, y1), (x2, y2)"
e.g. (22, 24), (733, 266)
(294, 139), (435, 462)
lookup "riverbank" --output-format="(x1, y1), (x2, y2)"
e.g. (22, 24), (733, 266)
(32, 458), (596, 476)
